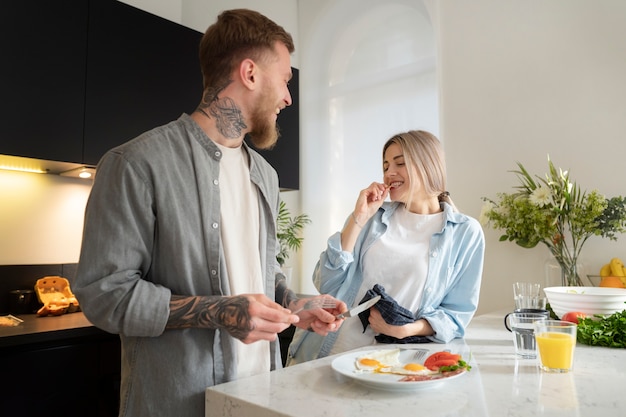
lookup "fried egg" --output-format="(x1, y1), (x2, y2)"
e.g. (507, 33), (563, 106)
(385, 362), (431, 376)
(354, 349), (401, 372)
(354, 349), (433, 376)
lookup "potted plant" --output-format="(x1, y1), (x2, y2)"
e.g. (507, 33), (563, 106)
(276, 200), (311, 267)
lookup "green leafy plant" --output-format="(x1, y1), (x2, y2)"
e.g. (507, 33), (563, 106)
(480, 156), (626, 286)
(276, 200), (311, 267)
(577, 309), (626, 348)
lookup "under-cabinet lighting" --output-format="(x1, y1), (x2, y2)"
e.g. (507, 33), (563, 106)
(0, 155), (97, 178)
(0, 155), (49, 174)
(60, 166), (97, 179)
(0, 164), (48, 174)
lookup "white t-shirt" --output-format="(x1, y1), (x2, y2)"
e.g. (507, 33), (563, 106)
(216, 142), (270, 378)
(329, 205), (444, 354)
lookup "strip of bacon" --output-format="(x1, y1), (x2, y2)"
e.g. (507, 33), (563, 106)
(399, 368), (466, 382)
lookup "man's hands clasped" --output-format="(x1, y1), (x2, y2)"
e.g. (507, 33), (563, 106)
(289, 295), (347, 336)
(224, 294), (347, 344)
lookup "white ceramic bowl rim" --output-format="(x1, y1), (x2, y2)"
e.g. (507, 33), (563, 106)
(544, 286), (626, 297)
(543, 286), (626, 318)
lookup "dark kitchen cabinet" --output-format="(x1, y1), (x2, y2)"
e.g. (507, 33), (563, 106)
(0, 329), (121, 417)
(1, 0), (87, 163)
(82, 0), (203, 165)
(0, 0), (202, 167)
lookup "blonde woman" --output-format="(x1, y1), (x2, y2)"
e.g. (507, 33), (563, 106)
(287, 130), (485, 365)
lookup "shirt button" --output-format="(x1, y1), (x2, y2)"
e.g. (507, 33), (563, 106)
(431, 251), (438, 258)
(213, 179), (219, 185)
(215, 151), (221, 157)
(212, 222), (219, 229)
(211, 270), (217, 275)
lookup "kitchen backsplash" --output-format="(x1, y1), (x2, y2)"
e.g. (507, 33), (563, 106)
(0, 169), (91, 265)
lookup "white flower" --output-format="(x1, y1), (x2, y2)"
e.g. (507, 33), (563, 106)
(529, 186), (551, 207)
(496, 205), (510, 217)
(479, 201), (494, 226)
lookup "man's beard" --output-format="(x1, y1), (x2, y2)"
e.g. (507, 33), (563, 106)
(247, 89), (281, 150)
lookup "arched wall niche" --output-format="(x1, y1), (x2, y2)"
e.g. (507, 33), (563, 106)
(298, 0), (439, 294)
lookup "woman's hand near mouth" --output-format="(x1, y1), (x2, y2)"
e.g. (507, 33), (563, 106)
(355, 182), (389, 221)
(341, 182), (389, 251)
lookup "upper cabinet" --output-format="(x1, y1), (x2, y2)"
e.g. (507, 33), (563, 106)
(83, 0), (202, 165)
(1, 1), (88, 163)
(1, 0), (299, 189)
(0, 0), (201, 166)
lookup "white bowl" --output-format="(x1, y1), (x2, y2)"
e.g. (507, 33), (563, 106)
(543, 286), (626, 319)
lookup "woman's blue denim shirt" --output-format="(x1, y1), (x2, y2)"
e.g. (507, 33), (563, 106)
(287, 202), (485, 365)
(73, 114), (283, 417)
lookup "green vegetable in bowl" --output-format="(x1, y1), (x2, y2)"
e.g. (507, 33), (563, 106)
(577, 309), (626, 348)
(546, 303), (559, 320)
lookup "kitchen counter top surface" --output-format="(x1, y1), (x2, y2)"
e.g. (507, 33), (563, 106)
(205, 310), (626, 417)
(0, 312), (107, 348)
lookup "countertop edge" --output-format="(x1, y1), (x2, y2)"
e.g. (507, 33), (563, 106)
(0, 312), (115, 349)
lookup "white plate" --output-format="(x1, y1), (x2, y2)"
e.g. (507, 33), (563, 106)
(331, 348), (467, 392)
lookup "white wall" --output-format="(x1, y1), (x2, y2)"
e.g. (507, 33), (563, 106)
(433, 0), (626, 313)
(295, 0), (626, 315)
(297, 0), (439, 295)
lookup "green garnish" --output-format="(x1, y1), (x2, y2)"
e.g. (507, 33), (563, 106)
(577, 309), (626, 348)
(439, 359), (471, 372)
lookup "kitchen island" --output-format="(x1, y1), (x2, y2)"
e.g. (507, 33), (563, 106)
(205, 310), (626, 417)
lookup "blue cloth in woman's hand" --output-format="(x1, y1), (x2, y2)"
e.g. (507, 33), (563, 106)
(357, 284), (430, 344)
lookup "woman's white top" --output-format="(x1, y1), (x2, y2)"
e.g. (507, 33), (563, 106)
(329, 205), (444, 354)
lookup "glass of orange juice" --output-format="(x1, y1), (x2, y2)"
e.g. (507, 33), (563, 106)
(533, 320), (577, 373)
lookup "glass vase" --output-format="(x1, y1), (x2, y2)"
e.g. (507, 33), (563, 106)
(544, 255), (586, 287)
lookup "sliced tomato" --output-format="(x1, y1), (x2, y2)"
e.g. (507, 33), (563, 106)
(424, 351), (461, 371)
(430, 358), (459, 368)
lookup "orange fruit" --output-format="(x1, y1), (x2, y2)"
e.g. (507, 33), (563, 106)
(599, 276), (626, 288)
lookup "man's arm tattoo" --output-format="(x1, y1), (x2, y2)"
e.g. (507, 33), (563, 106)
(167, 295), (254, 341)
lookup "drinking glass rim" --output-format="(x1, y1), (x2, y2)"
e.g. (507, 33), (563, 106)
(534, 319), (577, 329)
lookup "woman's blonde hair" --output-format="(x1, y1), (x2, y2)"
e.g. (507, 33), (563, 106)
(382, 130), (457, 211)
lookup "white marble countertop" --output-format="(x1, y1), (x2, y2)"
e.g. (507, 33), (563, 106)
(206, 310), (626, 417)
